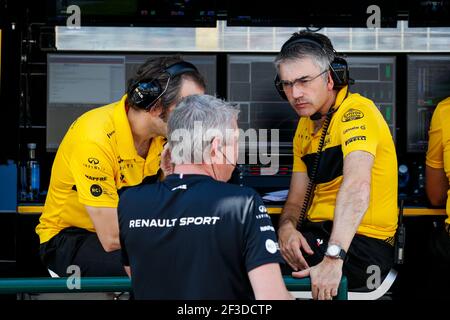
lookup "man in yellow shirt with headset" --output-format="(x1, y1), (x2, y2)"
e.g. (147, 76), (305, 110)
(275, 31), (398, 299)
(425, 96), (450, 299)
(36, 56), (205, 276)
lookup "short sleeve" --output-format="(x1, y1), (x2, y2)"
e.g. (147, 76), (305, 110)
(70, 141), (119, 207)
(293, 121), (307, 172)
(426, 106), (444, 169)
(242, 193), (284, 272)
(340, 105), (380, 158)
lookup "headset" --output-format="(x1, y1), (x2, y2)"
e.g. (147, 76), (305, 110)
(129, 61), (199, 110)
(274, 35), (351, 101)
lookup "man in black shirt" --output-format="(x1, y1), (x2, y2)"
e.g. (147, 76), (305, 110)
(118, 94), (292, 300)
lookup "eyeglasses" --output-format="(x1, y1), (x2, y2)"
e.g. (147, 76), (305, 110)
(277, 69), (328, 92)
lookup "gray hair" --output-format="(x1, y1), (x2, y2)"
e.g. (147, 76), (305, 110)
(274, 31), (335, 82)
(168, 94), (240, 165)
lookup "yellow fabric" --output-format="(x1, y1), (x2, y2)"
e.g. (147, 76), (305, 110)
(36, 95), (166, 244)
(426, 97), (450, 225)
(293, 86), (398, 240)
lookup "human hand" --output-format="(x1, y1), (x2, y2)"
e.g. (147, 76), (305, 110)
(278, 223), (314, 271)
(292, 257), (343, 300)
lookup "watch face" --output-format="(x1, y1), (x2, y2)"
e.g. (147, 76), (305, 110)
(327, 245), (340, 256)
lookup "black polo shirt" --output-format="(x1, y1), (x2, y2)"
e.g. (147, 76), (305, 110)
(118, 174), (283, 300)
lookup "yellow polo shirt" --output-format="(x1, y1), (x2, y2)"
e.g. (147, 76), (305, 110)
(36, 95), (166, 244)
(426, 97), (450, 225)
(293, 86), (398, 240)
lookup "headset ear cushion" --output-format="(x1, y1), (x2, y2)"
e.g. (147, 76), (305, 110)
(329, 57), (349, 90)
(274, 74), (288, 100)
(130, 80), (162, 110)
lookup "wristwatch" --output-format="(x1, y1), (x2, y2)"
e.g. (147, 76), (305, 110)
(325, 244), (346, 260)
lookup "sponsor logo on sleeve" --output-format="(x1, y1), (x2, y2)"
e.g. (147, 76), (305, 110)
(342, 108), (364, 122)
(345, 135), (367, 146)
(90, 184), (103, 197)
(84, 175), (107, 182)
(265, 239), (278, 254)
(260, 225), (275, 232)
(88, 158), (99, 165)
(258, 205), (267, 213)
(343, 126), (358, 135)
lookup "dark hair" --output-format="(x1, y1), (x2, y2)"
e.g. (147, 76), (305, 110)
(275, 31), (336, 73)
(126, 56), (206, 116)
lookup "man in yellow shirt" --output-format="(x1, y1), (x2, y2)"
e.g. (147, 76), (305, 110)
(274, 31), (398, 299)
(36, 56), (205, 276)
(425, 96), (450, 299)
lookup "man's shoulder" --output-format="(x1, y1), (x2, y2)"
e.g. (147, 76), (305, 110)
(343, 93), (377, 111)
(208, 180), (260, 198)
(338, 92), (384, 124)
(120, 183), (158, 201)
(436, 97), (450, 114)
(68, 104), (116, 141)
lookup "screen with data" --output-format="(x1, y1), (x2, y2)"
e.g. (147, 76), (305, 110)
(227, 54), (396, 151)
(46, 53), (217, 151)
(407, 55), (450, 153)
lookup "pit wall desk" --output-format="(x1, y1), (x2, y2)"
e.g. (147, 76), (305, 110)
(17, 206), (447, 216)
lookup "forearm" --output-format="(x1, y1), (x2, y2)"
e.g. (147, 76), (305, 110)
(279, 202), (302, 229)
(329, 180), (370, 251)
(85, 206), (121, 252)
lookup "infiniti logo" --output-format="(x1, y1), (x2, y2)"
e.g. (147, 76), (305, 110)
(88, 158), (99, 165)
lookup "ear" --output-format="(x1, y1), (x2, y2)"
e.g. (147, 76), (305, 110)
(327, 71), (334, 91)
(210, 137), (222, 160)
(147, 101), (164, 117)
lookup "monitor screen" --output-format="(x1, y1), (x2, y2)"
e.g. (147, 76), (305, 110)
(227, 54), (397, 153)
(407, 55), (450, 153)
(46, 53), (217, 151)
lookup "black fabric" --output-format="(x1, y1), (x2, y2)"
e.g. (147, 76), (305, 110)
(301, 145), (344, 184)
(118, 174), (284, 300)
(426, 222), (450, 300)
(39, 227), (127, 277)
(281, 220), (394, 289)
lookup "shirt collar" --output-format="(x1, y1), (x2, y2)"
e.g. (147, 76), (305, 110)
(113, 95), (166, 161)
(333, 85), (349, 111)
(114, 95), (136, 160)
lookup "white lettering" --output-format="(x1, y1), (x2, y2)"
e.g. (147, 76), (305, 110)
(260, 225), (275, 232)
(203, 217), (212, 224)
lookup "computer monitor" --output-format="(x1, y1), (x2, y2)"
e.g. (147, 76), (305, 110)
(46, 53), (217, 151)
(227, 54), (397, 153)
(407, 55), (450, 153)
(345, 56), (396, 139)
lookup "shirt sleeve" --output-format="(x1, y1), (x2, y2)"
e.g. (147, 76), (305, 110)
(293, 120), (307, 172)
(242, 193), (284, 272)
(340, 104), (380, 158)
(70, 141), (119, 207)
(426, 105), (444, 169)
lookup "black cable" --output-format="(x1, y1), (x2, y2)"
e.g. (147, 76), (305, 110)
(296, 109), (334, 231)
